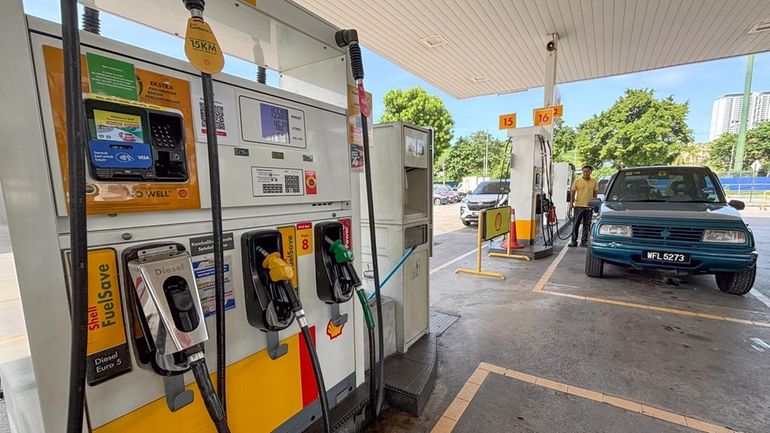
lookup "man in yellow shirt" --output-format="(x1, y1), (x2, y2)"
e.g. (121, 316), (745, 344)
(570, 165), (598, 247)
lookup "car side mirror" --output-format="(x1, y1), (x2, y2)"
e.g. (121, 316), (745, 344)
(587, 198), (602, 210)
(728, 199), (745, 211)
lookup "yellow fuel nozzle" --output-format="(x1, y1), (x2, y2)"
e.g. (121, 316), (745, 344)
(262, 252), (294, 283)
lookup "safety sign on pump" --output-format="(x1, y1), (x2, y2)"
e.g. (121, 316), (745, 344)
(41, 46), (202, 214)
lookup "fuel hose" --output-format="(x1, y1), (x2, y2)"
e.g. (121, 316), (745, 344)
(325, 236), (377, 418)
(60, 1), (89, 431)
(336, 28), (386, 420)
(258, 246), (332, 433)
(182, 0), (228, 412)
(280, 281), (332, 433)
(190, 353), (231, 433)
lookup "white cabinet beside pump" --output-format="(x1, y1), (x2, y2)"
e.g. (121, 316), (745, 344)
(360, 122), (432, 353)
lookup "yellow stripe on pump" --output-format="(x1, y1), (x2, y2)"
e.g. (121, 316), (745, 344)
(94, 334), (304, 432)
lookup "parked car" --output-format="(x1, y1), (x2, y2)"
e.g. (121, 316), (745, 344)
(433, 190), (449, 206)
(585, 166), (758, 295)
(434, 184), (460, 203)
(459, 180), (509, 226)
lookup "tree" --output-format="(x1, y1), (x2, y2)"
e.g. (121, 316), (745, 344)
(439, 131), (509, 182)
(707, 121), (770, 173)
(379, 87), (454, 159)
(706, 133), (736, 172)
(575, 89), (693, 169)
(552, 117), (578, 164)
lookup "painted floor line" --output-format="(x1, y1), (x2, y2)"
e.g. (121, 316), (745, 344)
(531, 249), (770, 328)
(531, 245), (569, 292)
(749, 290), (770, 310)
(430, 361), (742, 433)
(431, 244), (488, 275)
(0, 334), (27, 346)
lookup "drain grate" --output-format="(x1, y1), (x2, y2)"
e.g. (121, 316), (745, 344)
(430, 310), (460, 336)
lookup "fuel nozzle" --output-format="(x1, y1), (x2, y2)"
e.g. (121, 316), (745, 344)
(324, 236), (361, 289)
(256, 246), (305, 322)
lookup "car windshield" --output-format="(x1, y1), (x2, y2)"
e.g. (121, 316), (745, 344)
(473, 181), (510, 195)
(606, 168), (725, 203)
(434, 184), (452, 193)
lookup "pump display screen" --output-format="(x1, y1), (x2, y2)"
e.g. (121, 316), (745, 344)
(93, 110), (145, 143)
(260, 103), (290, 144)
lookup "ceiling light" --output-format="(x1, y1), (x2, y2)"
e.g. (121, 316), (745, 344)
(421, 35), (448, 48)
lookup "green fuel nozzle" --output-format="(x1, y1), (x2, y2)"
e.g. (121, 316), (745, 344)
(325, 237), (354, 264)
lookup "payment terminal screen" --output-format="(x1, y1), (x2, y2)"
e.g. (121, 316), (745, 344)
(93, 110), (145, 143)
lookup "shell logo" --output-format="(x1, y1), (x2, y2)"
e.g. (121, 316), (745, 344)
(326, 319), (344, 340)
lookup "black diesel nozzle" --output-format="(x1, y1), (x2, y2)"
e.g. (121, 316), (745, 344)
(335, 29), (364, 81)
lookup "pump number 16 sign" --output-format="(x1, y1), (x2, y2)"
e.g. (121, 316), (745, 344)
(533, 105), (563, 126)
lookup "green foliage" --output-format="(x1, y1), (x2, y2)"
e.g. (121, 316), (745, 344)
(379, 87), (454, 159)
(575, 89), (693, 169)
(707, 121), (770, 173)
(438, 131), (509, 182)
(552, 117), (578, 164)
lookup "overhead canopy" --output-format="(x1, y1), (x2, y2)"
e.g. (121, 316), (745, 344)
(293, 0), (770, 99)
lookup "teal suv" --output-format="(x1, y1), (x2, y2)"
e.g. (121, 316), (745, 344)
(585, 166), (758, 295)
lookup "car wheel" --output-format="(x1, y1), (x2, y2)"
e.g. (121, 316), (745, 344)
(434, 198), (442, 206)
(462, 220), (471, 226)
(584, 248), (604, 278)
(715, 266), (756, 296)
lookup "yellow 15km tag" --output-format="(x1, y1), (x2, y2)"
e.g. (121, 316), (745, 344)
(184, 17), (224, 74)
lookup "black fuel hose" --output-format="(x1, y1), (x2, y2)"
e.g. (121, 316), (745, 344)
(81, 7), (100, 34)
(336, 28), (386, 420)
(61, 1), (89, 432)
(183, 0), (228, 411)
(201, 71), (228, 411)
(300, 324), (332, 433)
(280, 281), (332, 433)
(190, 357), (231, 433)
(557, 206), (590, 241)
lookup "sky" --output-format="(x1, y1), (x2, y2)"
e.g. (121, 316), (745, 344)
(22, 0), (770, 144)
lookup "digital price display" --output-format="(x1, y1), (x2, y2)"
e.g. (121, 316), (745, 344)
(260, 103), (290, 144)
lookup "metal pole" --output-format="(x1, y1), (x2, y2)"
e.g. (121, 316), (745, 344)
(476, 214), (483, 272)
(484, 134), (488, 177)
(733, 54), (754, 172)
(442, 162), (446, 185)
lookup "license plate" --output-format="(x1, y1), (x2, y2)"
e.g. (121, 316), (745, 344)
(642, 250), (690, 264)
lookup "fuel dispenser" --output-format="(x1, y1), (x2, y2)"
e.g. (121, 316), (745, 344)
(0, 1), (366, 432)
(361, 122), (433, 354)
(498, 126), (555, 259)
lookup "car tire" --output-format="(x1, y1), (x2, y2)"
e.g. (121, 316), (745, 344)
(462, 220), (471, 226)
(434, 198), (442, 206)
(715, 266), (756, 296)
(584, 249), (604, 278)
